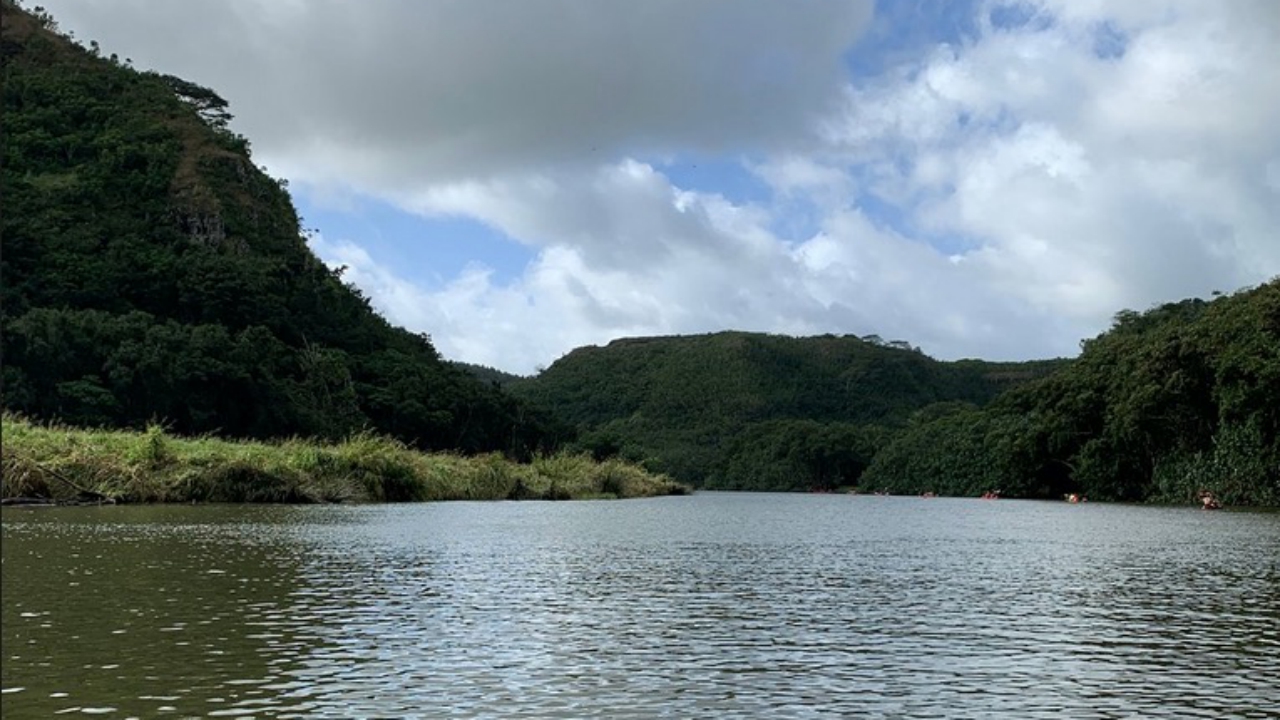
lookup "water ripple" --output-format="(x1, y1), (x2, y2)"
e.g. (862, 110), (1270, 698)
(3, 497), (1279, 718)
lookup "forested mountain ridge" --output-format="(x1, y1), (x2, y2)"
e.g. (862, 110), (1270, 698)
(862, 281), (1280, 505)
(508, 331), (1066, 487)
(0, 2), (558, 455)
(451, 361), (527, 388)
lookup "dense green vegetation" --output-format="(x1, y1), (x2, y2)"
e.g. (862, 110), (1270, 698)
(509, 332), (1064, 489)
(1, 415), (688, 504)
(3, 4), (1274, 507)
(862, 282), (1280, 506)
(452, 361), (527, 388)
(1, 2), (560, 456)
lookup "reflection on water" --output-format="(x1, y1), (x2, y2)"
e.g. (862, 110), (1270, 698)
(3, 495), (1279, 718)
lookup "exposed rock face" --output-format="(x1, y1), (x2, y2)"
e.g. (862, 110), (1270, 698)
(180, 211), (226, 247)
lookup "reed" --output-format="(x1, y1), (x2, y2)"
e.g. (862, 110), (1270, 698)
(0, 414), (689, 504)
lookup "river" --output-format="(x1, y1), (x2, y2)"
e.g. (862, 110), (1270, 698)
(3, 493), (1278, 718)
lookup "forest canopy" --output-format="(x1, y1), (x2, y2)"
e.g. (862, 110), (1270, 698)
(506, 332), (1065, 489)
(861, 283), (1280, 506)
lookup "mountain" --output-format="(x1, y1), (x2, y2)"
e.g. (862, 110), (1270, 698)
(0, 2), (555, 456)
(508, 331), (1066, 487)
(861, 281), (1280, 505)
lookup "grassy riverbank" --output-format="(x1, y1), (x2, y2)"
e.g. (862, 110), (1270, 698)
(0, 415), (689, 504)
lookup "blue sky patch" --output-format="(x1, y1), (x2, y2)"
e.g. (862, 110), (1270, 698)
(657, 155), (773, 206)
(1091, 21), (1129, 60)
(844, 0), (980, 77)
(987, 1), (1053, 33)
(294, 190), (535, 287)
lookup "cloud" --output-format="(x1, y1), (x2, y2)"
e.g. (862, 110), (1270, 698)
(40, 0), (1280, 374)
(309, 158), (1076, 374)
(309, 162), (820, 373)
(40, 0), (873, 192)
(828, 0), (1280, 315)
(405, 0), (1276, 372)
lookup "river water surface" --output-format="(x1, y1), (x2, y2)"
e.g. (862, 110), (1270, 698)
(3, 493), (1278, 718)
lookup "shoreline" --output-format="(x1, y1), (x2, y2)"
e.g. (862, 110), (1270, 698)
(1, 416), (690, 505)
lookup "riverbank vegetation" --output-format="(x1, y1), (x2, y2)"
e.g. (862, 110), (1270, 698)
(502, 281), (1278, 506)
(861, 281), (1280, 507)
(0, 415), (688, 505)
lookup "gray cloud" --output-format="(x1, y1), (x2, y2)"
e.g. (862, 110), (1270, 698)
(33, 1), (1280, 374)
(41, 0), (873, 189)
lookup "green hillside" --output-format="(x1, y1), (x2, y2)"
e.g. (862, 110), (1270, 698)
(451, 361), (528, 388)
(509, 331), (1065, 488)
(862, 282), (1280, 505)
(0, 3), (555, 456)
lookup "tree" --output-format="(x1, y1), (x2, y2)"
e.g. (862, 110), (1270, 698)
(158, 73), (234, 129)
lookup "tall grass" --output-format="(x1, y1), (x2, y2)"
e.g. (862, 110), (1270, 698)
(0, 414), (689, 504)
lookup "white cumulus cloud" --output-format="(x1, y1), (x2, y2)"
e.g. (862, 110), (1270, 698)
(40, 0), (1280, 374)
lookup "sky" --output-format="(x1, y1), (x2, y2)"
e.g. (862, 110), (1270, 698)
(38, 0), (1280, 374)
